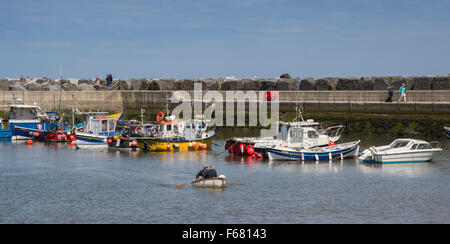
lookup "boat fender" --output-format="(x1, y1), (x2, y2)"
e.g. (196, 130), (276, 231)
(131, 140), (137, 148)
(167, 144), (172, 150)
(173, 144), (180, 148)
(246, 147), (255, 156)
(218, 174), (226, 180)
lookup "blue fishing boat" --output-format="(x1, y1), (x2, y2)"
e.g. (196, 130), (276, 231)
(0, 104), (55, 140)
(267, 140), (360, 161)
(445, 127), (450, 138)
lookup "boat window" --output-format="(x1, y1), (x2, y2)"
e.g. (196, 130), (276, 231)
(417, 144), (432, 150)
(102, 120), (108, 131)
(166, 124), (172, 131)
(411, 144), (418, 150)
(289, 129), (303, 143)
(308, 130), (319, 138)
(392, 141), (409, 148)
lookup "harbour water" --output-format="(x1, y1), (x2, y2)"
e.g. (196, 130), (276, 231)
(0, 135), (449, 224)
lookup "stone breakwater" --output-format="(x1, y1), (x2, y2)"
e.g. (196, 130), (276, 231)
(1, 75), (450, 91)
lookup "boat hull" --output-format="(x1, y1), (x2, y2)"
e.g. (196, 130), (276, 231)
(12, 125), (47, 140)
(44, 132), (75, 142)
(268, 141), (360, 161)
(445, 127), (450, 138)
(193, 178), (227, 188)
(137, 136), (214, 152)
(75, 132), (108, 149)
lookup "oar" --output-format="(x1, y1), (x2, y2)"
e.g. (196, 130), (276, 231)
(225, 182), (247, 186)
(175, 178), (201, 189)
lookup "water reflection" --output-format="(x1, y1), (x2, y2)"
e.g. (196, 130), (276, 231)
(356, 161), (436, 177)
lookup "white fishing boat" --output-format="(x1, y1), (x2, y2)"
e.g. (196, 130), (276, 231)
(74, 112), (120, 149)
(445, 127), (450, 138)
(226, 122), (343, 157)
(267, 140), (360, 161)
(359, 139), (442, 164)
(192, 176), (227, 188)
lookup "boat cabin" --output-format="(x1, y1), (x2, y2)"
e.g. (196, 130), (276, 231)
(389, 139), (434, 151)
(277, 125), (330, 148)
(0, 105), (49, 122)
(77, 112), (118, 136)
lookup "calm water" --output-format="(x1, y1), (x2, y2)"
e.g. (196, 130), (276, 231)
(0, 135), (449, 224)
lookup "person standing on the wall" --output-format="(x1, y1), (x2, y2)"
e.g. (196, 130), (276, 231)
(398, 83), (407, 103)
(106, 74), (113, 87)
(385, 82), (394, 102)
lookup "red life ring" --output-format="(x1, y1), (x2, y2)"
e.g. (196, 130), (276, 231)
(156, 112), (164, 122)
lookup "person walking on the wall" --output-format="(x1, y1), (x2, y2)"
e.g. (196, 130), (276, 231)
(398, 83), (407, 103)
(106, 74), (113, 87)
(385, 82), (394, 102)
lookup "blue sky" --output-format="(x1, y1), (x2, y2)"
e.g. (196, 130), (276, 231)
(1, 0), (449, 79)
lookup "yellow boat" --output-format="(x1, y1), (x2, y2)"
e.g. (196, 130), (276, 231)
(135, 112), (216, 152)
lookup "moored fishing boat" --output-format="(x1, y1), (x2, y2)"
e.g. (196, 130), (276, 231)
(359, 139), (442, 164)
(74, 112), (121, 149)
(267, 140), (360, 161)
(0, 104), (55, 140)
(445, 127), (450, 138)
(133, 112), (215, 152)
(226, 122), (344, 158)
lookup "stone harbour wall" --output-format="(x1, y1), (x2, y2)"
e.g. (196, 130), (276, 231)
(1, 75), (450, 92)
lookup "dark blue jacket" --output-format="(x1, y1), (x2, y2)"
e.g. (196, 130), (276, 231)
(196, 169), (207, 178)
(204, 169), (217, 179)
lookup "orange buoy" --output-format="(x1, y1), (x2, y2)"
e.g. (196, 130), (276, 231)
(156, 112), (164, 122)
(70, 135), (76, 140)
(37, 124), (43, 130)
(108, 139), (113, 144)
(27, 139), (33, 145)
(167, 144), (172, 150)
(71, 141), (76, 146)
(199, 143), (207, 149)
(328, 141), (335, 146)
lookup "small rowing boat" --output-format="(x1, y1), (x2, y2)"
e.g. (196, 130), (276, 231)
(445, 127), (450, 139)
(192, 176), (227, 188)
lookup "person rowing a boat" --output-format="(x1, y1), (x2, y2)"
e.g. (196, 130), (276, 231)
(195, 165), (208, 179)
(204, 164), (218, 179)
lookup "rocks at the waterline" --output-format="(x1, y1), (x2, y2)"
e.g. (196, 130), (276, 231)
(1, 75), (449, 91)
